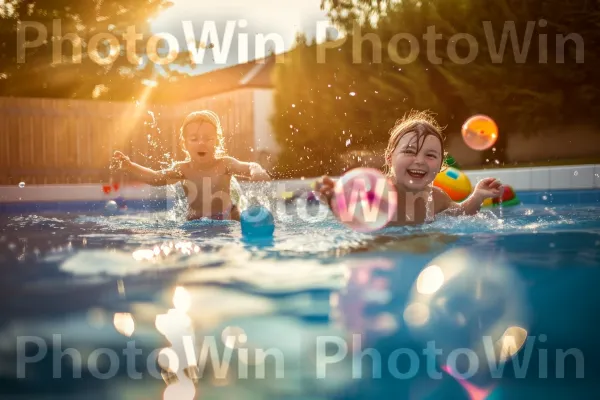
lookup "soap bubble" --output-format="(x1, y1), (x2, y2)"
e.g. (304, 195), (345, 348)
(462, 115), (498, 151)
(18, 182), (25, 188)
(405, 248), (529, 383)
(331, 168), (397, 233)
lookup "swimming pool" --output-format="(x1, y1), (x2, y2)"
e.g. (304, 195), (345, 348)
(1, 173), (599, 399)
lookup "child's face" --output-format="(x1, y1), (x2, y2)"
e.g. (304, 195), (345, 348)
(390, 131), (442, 191)
(183, 121), (218, 162)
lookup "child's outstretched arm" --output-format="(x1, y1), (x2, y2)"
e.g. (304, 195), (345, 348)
(111, 151), (183, 186)
(435, 177), (503, 216)
(223, 157), (271, 181)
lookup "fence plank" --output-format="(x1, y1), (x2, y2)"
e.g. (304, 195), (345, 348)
(0, 91), (258, 185)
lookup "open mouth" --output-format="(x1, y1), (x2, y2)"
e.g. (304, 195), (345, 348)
(407, 169), (427, 179)
(197, 151), (207, 157)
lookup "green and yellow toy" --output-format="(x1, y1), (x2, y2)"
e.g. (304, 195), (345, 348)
(434, 167), (472, 202)
(435, 155), (520, 207)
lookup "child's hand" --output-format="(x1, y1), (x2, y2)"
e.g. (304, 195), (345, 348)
(314, 175), (336, 207)
(473, 177), (503, 200)
(248, 162), (271, 180)
(111, 151), (131, 171)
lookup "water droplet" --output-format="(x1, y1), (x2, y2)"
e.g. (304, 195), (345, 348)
(292, 104), (295, 108)
(492, 147), (496, 152)
(573, 171), (578, 176)
(349, 92), (356, 96)
(494, 160), (500, 164)
(485, 159), (489, 162)
(542, 195), (548, 200)
(346, 139), (351, 147)
(18, 182), (25, 188)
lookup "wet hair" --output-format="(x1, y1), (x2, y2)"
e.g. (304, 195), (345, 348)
(179, 110), (226, 160)
(384, 110), (446, 175)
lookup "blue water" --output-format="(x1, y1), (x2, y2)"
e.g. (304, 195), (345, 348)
(1, 196), (600, 399)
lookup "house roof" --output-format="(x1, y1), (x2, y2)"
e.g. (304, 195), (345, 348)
(150, 54), (277, 104)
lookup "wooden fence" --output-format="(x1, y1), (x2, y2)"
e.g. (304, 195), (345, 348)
(0, 90), (256, 185)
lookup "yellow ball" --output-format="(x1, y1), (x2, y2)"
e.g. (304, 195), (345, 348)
(433, 167), (472, 202)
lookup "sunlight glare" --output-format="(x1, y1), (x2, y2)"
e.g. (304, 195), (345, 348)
(113, 312), (135, 337)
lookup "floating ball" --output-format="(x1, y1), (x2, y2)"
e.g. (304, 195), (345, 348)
(433, 167), (472, 202)
(332, 168), (397, 233)
(483, 184), (521, 208)
(461, 115), (498, 151)
(240, 205), (275, 238)
(405, 248), (529, 381)
(104, 200), (119, 216)
(500, 185), (515, 202)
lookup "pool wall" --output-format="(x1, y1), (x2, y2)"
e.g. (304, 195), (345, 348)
(1, 164), (599, 213)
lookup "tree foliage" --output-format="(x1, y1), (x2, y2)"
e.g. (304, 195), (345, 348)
(270, 0), (598, 176)
(0, 0), (180, 100)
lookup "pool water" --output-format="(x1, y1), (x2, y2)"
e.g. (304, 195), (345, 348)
(1, 197), (600, 399)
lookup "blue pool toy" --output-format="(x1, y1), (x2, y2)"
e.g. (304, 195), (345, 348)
(240, 205), (275, 238)
(104, 200), (119, 216)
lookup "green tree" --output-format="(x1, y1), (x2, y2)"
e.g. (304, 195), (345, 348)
(0, 0), (176, 100)
(268, 0), (596, 175)
(320, 0), (598, 163)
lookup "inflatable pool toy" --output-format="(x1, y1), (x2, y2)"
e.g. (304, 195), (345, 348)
(482, 184), (520, 207)
(433, 167), (472, 202)
(444, 154), (460, 169)
(461, 114), (498, 151)
(332, 167), (398, 233)
(240, 205), (275, 238)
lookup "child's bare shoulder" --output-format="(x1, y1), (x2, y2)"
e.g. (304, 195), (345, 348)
(219, 156), (248, 174)
(219, 156), (240, 165)
(162, 161), (188, 178)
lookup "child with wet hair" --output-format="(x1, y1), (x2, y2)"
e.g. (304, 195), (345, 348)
(112, 110), (271, 221)
(315, 110), (503, 226)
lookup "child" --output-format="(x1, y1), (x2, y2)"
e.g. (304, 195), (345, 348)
(111, 110), (271, 221)
(315, 110), (503, 226)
